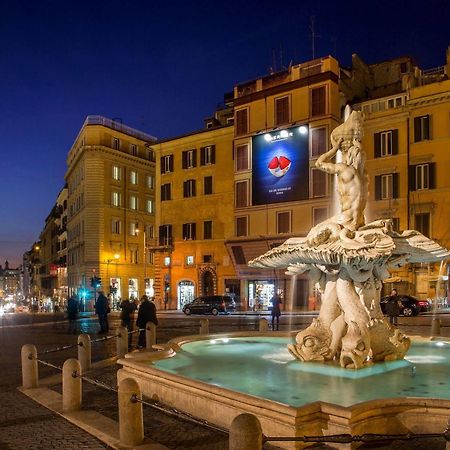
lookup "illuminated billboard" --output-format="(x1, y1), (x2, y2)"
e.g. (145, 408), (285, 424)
(252, 125), (309, 205)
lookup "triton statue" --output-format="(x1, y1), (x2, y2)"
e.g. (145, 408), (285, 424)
(249, 108), (449, 369)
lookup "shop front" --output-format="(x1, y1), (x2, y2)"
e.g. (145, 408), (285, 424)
(178, 280), (195, 309)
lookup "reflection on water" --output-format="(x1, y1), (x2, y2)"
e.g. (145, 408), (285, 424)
(153, 337), (450, 407)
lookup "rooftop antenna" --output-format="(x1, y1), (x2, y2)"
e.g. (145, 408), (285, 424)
(310, 16), (319, 59)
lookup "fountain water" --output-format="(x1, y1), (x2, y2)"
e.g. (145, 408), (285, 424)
(118, 109), (450, 448)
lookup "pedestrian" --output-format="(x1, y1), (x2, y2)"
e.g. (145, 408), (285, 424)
(136, 295), (158, 348)
(120, 298), (137, 348)
(386, 289), (401, 326)
(270, 293), (282, 331)
(67, 295), (79, 334)
(95, 291), (110, 334)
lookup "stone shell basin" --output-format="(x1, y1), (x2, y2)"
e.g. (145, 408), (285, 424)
(118, 332), (450, 449)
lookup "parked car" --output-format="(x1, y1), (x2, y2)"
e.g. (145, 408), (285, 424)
(182, 295), (236, 316)
(380, 295), (430, 316)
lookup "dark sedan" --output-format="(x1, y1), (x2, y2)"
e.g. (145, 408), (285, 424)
(380, 295), (430, 316)
(182, 295), (235, 316)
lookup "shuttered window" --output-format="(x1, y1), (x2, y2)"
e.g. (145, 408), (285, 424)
(182, 222), (196, 240)
(374, 173), (399, 200)
(236, 144), (249, 171)
(161, 183), (171, 201)
(275, 96), (290, 126)
(311, 127), (327, 157)
(374, 130), (398, 157)
(235, 181), (248, 207)
(183, 179), (196, 198)
(161, 154), (174, 174)
(415, 213), (430, 237)
(311, 168), (327, 197)
(235, 109), (248, 136)
(200, 145), (216, 165)
(409, 163), (435, 191)
(204, 176), (213, 195)
(311, 86), (326, 117)
(414, 115), (431, 142)
(203, 221), (213, 240)
(277, 211), (291, 234)
(235, 218), (248, 237)
(182, 149), (197, 169)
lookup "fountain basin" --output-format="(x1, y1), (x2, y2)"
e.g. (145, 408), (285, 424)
(118, 332), (450, 449)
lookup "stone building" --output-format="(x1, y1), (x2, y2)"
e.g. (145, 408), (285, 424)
(65, 116), (157, 308)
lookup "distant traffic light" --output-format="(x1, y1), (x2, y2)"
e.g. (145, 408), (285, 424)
(90, 276), (102, 289)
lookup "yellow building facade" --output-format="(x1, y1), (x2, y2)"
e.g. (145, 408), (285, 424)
(65, 116), (157, 307)
(153, 125), (237, 310)
(226, 56), (341, 311)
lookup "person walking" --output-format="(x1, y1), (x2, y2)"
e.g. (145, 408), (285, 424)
(270, 294), (282, 331)
(95, 291), (110, 334)
(136, 295), (158, 348)
(386, 289), (401, 326)
(67, 295), (79, 334)
(120, 298), (137, 348)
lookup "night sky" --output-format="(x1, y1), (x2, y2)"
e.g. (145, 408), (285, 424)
(1, 0), (449, 267)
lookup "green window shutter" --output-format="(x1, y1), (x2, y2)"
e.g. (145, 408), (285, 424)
(374, 132), (381, 158)
(392, 129), (398, 155)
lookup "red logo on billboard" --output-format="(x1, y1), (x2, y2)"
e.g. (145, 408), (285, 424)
(268, 156), (291, 177)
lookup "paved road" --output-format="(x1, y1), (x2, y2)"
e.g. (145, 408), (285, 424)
(0, 311), (449, 449)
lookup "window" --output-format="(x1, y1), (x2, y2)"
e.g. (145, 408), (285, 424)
(161, 154), (174, 174)
(414, 115), (431, 142)
(147, 148), (155, 162)
(203, 254), (213, 263)
(231, 245), (246, 264)
(182, 149), (197, 169)
(374, 173), (399, 200)
(392, 217), (400, 232)
(147, 175), (155, 189)
(415, 164), (429, 190)
(112, 137), (120, 150)
(415, 212), (430, 237)
(129, 221), (139, 236)
(310, 127), (327, 157)
(146, 199), (154, 214)
(130, 170), (138, 185)
(159, 224), (172, 246)
(129, 195), (138, 210)
(313, 207), (328, 226)
(311, 168), (328, 198)
(203, 220), (212, 239)
(183, 179), (196, 198)
(200, 145), (216, 165)
(130, 249), (138, 264)
(275, 96), (290, 126)
(311, 86), (326, 116)
(161, 183), (172, 201)
(164, 256), (171, 266)
(235, 216), (248, 237)
(277, 211), (291, 234)
(182, 222), (196, 240)
(112, 191), (121, 207)
(374, 130), (398, 157)
(204, 176), (213, 195)
(235, 181), (248, 207)
(185, 255), (194, 266)
(130, 144), (138, 156)
(409, 163), (435, 191)
(146, 224), (154, 238)
(235, 108), (248, 136)
(111, 219), (121, 234)
(112, 165), (121, 181)
(236, 144), (249, 171)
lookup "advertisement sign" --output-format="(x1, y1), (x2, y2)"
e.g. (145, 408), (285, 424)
(252, 126), (309, 205)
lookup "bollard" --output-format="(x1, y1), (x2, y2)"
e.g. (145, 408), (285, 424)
(259, 318), (268, 332)
(146, 322), (156, 349)
(229, 413), (263, 450)
(431, 318), (441, 336)
(119, 377), (144, 447)
(63, 358), (82, 412)
(199, 318), (209, 335)
(21, 344), (38, 389)
(78, 333), (91, 372)
(117, 326), (129, 358)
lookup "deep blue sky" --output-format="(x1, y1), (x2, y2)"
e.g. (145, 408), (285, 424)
(1, 0), (449, 267)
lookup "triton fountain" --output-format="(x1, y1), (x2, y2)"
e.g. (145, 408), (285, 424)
(118, 109), (450, 448)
